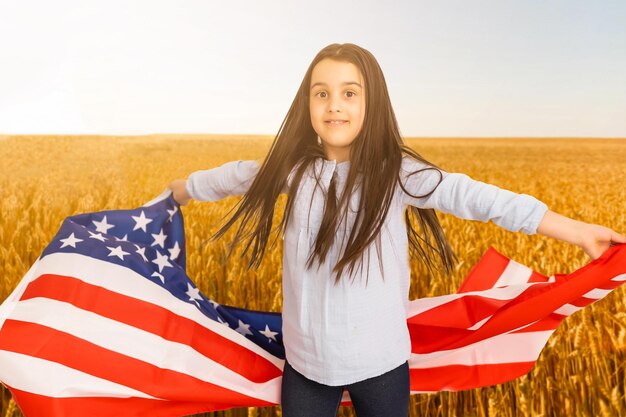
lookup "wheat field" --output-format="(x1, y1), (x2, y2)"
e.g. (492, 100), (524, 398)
(0, 135), (625, 417)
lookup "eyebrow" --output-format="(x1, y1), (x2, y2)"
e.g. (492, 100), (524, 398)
(310, 81), (363, 90)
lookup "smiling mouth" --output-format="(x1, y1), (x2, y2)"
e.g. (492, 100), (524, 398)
(325, 120), (349, 126)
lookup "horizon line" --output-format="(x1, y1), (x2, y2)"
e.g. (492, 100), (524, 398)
(1, 133), (625, 140)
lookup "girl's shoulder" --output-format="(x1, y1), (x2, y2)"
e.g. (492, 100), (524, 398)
(399, 155), (446, 178)
(397, 155), (451, 201)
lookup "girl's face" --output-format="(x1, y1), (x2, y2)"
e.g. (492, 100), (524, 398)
(309, 58), (366, 163)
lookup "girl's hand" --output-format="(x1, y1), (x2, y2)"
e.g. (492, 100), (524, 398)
(577, 223), (626, 261)
(168, 179), (192, 206)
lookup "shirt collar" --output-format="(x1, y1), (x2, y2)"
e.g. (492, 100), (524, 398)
(317, 158), (351, 184)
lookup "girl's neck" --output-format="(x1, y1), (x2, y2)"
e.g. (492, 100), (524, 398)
(325, 158), (350, 165)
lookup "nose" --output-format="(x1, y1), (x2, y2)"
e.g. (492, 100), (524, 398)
(327, 95), (342, 112)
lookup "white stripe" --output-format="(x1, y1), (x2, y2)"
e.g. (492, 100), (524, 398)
(409, 330), (554, 368)
(33, 252), (282, 369)
(493, 259), (533, 287)
(407, 282), (534, 317)
(9, 298), (281, 403)
(341, 391), (352, 403)
(410, 389), (439, 394)
(554, 303), (583, 316)
(0, 350), (158, 399)
(612, 273), (626, 282)
(467, 316), (490, 331)
(582, 288), (611, 299)
(455, 284), (616, 331)
(470, 313), (553, 334)
(408, 270), (624, 319)
(0, 257), (41, 331)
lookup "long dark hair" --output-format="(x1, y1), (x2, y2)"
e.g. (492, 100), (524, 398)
(210, 43), (458, 285)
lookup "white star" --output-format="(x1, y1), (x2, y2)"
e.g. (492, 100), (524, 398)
(106, 245), (130, 260)
(134, 244), (148, 262)
(151, 271), (165, 284)
(114, 234), (128, 242)
(168, 241), (181, 260)
(260, 324), (279, 342)
(59, 232), (83, 248)
(152, 250), (172, 273)
(167, 206), (178, 222)
(151, 228), (167, 248)
(209, 300), (220, 309)
(235, 319), (253, 337)
(132, 210), (153, 232)
(88, 231), (106, 242)
(217, 316), (229, 326)
(92, 216), (115, 234)
(186, 283), (203, 304)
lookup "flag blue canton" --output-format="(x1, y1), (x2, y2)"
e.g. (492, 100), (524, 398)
(40, 191), (285, 358)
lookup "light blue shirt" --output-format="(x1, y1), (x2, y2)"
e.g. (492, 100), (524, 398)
(186, 156), (549, 386)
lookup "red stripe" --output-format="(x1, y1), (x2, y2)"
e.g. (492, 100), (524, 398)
(583, 278), (624, 291)
(5, 383), (270, 417)
(527, 270), (548, 283)
(409, 274), (619, 336)
(407, 280), (546, 334)
(569, 296), (597, 308)
(18, 273), (281, 383)
(407, 285), (546, 353)
(457, 246), (511, 293)
(0, 320), (276, 408)
(566, 277), (625, 308)
(408, 292), (513, 328)
(409, 310), (564, 355)
(4, 364), (539, 414)
(408, 361), (535, 391)
(510, 312), (563, 332)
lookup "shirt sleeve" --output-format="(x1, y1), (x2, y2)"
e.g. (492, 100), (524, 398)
(185, 159), (261, 201)
(400, 157), (549, 235)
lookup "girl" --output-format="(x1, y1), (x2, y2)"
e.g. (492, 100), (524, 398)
(168, 43), (625, 417)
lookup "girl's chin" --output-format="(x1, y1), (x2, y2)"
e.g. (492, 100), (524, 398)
(320, 139), (356, 148)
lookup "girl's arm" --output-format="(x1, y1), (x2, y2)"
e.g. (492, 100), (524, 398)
(536, 210), (626, 260)
(400, 157), (626, 261)
(400, 157), (549, 235)
(168, 159), (261, 205)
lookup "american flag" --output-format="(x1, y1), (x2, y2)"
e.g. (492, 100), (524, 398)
(0, 190), (624, 417)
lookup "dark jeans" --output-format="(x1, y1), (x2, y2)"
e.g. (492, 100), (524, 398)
(280, 360), (410, 417)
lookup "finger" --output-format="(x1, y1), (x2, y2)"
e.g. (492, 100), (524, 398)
(610, 231), (626, 243)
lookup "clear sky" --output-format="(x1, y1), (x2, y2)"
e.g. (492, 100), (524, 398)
(1, 0), (624, 137)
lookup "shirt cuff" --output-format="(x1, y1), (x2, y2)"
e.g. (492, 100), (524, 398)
(521, 200), (549, 235)
(185, 171), (221, 202)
